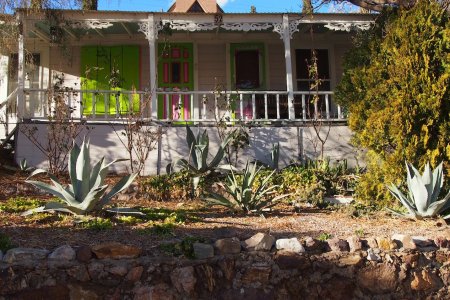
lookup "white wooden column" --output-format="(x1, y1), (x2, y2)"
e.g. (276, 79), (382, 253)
(282, 14), (295, 120)
(147, 15), (158, 120)
(139, 15), (158, 119)
(17, 21), (25, 120)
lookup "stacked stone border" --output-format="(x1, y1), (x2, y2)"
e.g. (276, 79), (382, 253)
(1, 233), (450, 299)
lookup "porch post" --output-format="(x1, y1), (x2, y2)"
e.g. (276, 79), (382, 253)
(282, 14), (295, 120)
(17, 20), (25, 120)
(140, 15), (158, 119)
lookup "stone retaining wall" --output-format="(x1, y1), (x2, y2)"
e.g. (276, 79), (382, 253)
(1, 233), (450, 299)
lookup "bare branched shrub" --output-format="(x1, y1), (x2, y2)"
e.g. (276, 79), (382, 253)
(20, 73), (86, 174)
(111, 92), (164, 175)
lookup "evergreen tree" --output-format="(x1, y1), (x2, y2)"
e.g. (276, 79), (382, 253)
(335, 0), (450, 205)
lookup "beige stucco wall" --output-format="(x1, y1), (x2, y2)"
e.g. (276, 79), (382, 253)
(16, 123), (359, 175)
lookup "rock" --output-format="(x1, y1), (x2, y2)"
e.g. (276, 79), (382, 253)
(134, 284), (176, 300)
(274, 251), (311, 270)
(412, 236), (435, 248)
(434, 237), (449, 248)
(108, 263), (128, 277)
(91, 242), (141, 259)
(49, 245), (76, 260)
(170, 266), (197, 295)
(327, 238), (350, 252)
(392, 234), (416, 250)
(365, 237), (378, 249)
(242, 233), (275, 251)
(376, 237), (397, 251)
(87, 262), (106, 280)
(347, 236), (363, 252)
(126, 266), (143, 282)
(0, 250), (3, 261)
(357, 264), (398, 294)
(411, 270), (443, 291)
(193, 242), (214, 259)
(241, 266), (271, 286)
(304, 236), (325, 252)
(67, 265), (90, 282)
(3, 248), (49, 263)
(76, 245), (93, 262)
(214, 238), (241, 254)
(338, 253), (363, 266)
(68, 284), (100, 300)
(367, 249), (381, 262)
(275, 238), (305, 254)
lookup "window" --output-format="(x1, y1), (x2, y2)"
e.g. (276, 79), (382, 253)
(7, 53), (40, 94)
(295, 49), (330, 91)
(295, 49), (333, 118)
(231, 43), (265, 90)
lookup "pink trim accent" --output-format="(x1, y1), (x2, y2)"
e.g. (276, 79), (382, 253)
(163, 63), (169, 83)
(183, 49), (189, 58)
(171, 48), (181, 58)
(163, 95), (167, 119)
(183, 62), (189, 83)
(184, 95), (189, 119)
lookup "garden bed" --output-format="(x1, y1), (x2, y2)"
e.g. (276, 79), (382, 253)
(0, 169), (447, 255)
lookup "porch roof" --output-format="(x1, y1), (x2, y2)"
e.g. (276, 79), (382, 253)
(19, 10), (375, 42)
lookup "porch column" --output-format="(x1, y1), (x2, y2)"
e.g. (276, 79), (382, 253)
(148, 15), (158, 120)
(17, 20), (25, 120)
(282, 14), (295, 120)
(140, 15), (158, 119)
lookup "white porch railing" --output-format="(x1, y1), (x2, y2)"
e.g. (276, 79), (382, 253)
(20, 88), (346, 123)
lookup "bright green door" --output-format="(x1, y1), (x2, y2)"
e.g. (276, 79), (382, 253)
(80, 45), (140, 115)
(157, 43), (194, 120)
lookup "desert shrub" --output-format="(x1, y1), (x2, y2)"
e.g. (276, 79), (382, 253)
(0, 232), (14, 252)
(0, 197), (44, 213)
(335, 1), (450, 207)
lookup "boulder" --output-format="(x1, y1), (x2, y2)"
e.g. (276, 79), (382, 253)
(193, 242), (214, 259)
(214, 238), (241, 254)
(49, 245), (76, 261)
(76, 245), (93, 262)
(376, 237), (397, 251)
(243, 233), (275, 251)
(357, 263), (397, 294)
(91, 242), (141, 259)
(275, 238), (305, 254)
(411, 270), (443, 291)
(327, 238), (350, 252)
(392, 234), (416, 250)
(170, 266), (197, 295)
(3, 248), (49, 263)
(347, 236), (363, 252)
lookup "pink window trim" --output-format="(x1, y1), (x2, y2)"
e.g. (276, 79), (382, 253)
(163, 63), (169, 83)
(184, 95), (190, 119)
(171, 48), (181, 59)
(183, 62), (189, 83)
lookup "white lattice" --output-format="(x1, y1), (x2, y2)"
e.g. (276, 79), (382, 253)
(324, 22), (372, 32)
(165, 21), (217, 32)
(68, 21), (113, 29)
(221, 22), (272, 32)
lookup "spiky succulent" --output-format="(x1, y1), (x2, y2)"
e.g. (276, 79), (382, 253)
(23, 138), (139, 216)
(202, 161), (289, 213)
(167, 125), (235, 194)
(387, 161), (450, 219)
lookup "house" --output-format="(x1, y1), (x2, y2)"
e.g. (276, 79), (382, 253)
(0, 0), (373, 174)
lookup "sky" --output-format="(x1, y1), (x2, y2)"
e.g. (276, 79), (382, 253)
(96, 0), (357, 13)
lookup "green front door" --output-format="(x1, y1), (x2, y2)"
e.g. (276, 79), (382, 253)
(80, 45), (140, 115)
(157, 43), (194, 120)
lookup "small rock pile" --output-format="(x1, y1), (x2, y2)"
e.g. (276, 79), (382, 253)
(1, 234), (450, 299)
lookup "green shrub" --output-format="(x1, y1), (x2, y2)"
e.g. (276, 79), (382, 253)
(335, 1), (450, 206)
(80, 217), (113, 230)
(0, 197), (44, 213)
(0, 232), (14, 252)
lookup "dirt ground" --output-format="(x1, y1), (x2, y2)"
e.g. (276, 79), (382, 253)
(0, 168), (448, 256)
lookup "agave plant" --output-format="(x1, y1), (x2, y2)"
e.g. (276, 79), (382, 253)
(387, 161), (450, 219)
(202, 161), (289, 213)
(23, 138), (139, 216)
(167, 125), (235, 194)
